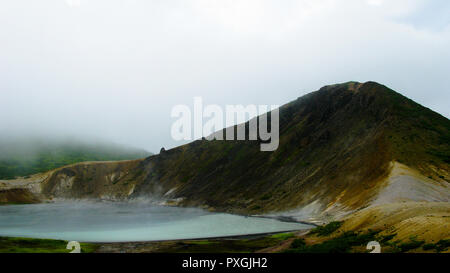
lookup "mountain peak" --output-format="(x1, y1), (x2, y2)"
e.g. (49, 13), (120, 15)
(317, 81), (390, 94)
(3, 82), (449, 221)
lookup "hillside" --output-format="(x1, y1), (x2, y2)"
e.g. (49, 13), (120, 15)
(0, 138), (151, 180)
(131, 81), (448, 217)
(1, 82), (449, 221)
(273, 202), (450, 253)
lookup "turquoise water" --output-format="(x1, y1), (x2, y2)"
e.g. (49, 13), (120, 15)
(0, 202), (311, 242)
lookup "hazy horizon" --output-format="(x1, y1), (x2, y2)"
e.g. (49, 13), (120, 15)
(1, 0), (449, 153)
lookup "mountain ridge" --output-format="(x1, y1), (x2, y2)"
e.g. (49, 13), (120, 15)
(1, 81), (449, 222)
(0, 137), (151, 180)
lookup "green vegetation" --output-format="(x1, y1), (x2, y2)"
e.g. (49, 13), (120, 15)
(384, 88), (450, 168)
(185, 241), (215, 245)
(155, 233), (295, 253)
(422, 243), (435, 250)
(421, 239), (450, 252)
(285, 230), (380, 253)
(286, 228), (449, 253)
(428, 150), (450, 164)
(380, 236), (449, 253)
(378, 233), (396, 243)
(0, 237), (98, 253)
(398, 236), (425, 252)
(269, 232), (295, 240)
(0, 138), (150, 180)
(290, 238), (306, 249)
(260, 194), (272, 200)
(309, 221), (343, 236)
(435, 239), (450, 251)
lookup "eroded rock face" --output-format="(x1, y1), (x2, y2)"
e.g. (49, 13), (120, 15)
(372, 162), (450, 206)
(51, 174), (75, 196)
(0, 188), (40, 204)
(40, 160), (148, 201)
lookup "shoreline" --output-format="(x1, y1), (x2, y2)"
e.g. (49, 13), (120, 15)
(248, 215), (319, 227)
(90, 229), (312, 244)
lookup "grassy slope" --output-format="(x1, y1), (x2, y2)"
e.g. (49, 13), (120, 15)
(0, 138), (150, 180)
(283, 202), (450, 253)
(0, 237), (98, 253)
(95, 233), (296, 253)
(370, 82), (450, 178)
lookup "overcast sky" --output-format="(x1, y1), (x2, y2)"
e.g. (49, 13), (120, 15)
(0, 0), (449, 153)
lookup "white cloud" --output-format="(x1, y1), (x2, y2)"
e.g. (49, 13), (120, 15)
(0, 0), (448, 152)
(65, 0), (81, 8)
(367, 0), (383, 6)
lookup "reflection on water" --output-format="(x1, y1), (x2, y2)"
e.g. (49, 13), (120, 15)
(0, 202), (312, 242)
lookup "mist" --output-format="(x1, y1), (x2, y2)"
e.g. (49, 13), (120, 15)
(0, 0), (449, 153)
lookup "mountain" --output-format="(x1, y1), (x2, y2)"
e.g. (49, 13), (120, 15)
(0, 137), (151, 180)
(1, 82), (449, 221)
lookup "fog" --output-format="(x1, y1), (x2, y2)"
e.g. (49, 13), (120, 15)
(0, 0), (449, 153)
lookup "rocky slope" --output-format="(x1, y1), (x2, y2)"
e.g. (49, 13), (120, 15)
(339, 202), (450, 244)
(1, 81), (449, 224)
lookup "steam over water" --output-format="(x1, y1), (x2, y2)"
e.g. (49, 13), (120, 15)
(0, 202), (311, 242)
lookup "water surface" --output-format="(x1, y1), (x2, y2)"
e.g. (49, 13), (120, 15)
(0, 202), (311, 242)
